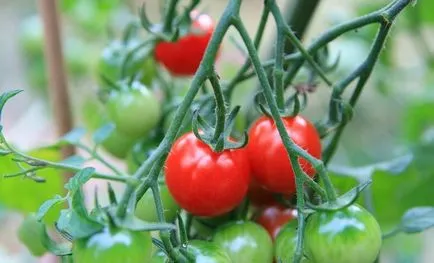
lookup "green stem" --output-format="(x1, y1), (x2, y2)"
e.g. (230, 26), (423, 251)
(163, 0), (180, 33)
(0, 134), (130, 183)
(77, 143), (123, 176)
(323, 23), (393, 165)
(226, 7), (269, 98)
(209, 72), (226, 152)
(116, 0), (241, 220)
(233, 18), (324, 263)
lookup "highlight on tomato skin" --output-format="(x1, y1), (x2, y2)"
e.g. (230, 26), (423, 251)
(246, 115), (322, 195)
(164, 132), (250, 217)
(154, 11), (220, 77)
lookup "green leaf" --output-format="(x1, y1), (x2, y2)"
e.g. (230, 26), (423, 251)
(107, 183), (118, 205)
(56, 209), (103, 239)
(309, 180), (371, 211)
(92, 123), (115, 145)
(400, 207), (434, 234)
(40, 223), (72, 256)
(0, 90), (23, 122)
(59, 155), (86, 167)
(0, 147), (65, 223)
(60, 128), (86, 145)
(64, 167), (95, 193)
(37, 195), (66, 221)
(329, 154), (413, 181)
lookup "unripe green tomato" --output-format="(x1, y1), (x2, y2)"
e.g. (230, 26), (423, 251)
(126, 139), (159, 174)
(17, 214), (47, 257)
(304, 204), (382, 263)
(106, 81), (161, 138)
(97, 39), (157, 87)
(213, 221), (273, 263)
(190, 213), (233, 240)
(135, 184), (180, 223)
(187, 240), (232, 263)
(72, 227), (152, 263)
(101, 128), (138, 159)
(274, 221), (311, 263)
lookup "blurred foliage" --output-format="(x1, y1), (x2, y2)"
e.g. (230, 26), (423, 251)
(0, 147), (65, 224)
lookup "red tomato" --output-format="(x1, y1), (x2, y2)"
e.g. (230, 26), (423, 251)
(247, 116), (321, 194)
(165, 132), (250, 217)
(155, 11), (218, 76)
(256, 205), (297, 240)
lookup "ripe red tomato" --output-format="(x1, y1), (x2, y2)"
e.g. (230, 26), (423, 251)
(165, 132), (250, 217)
(255, 205), (297, 240)
(155, 11), (218, 76)
(247, 116), (322, 194)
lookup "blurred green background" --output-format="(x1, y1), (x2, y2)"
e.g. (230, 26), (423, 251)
(0, 0), (434, 262)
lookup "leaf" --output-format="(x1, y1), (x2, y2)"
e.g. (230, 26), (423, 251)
(64, 167), (95, 193)
(60, 128), (86, 145)
(308, 180), (371, 211)
(0, 90), (23, 122)
(56, 209), (103, 239)
(92, 123), (115, 145)
(59, 155), (86, 167)
(40, 225), (72, 256)
(329, 154), (413, 181)
(37, 195), (66, 221)
(400, 207), (434, 234)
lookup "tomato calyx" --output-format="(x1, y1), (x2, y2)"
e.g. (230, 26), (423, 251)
(139, 1), (201, 42)
(192, 106), (248, 152)
(254, 90), (308, 118)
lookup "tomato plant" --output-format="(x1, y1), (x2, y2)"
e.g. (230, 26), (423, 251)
(247, 115), (322, 194)
(255, 205), (297, 240)
(3, 0), (427, 262)
(165, 132), (250, 217)
(304, 204), (382, 263)
(155, 11), (219, 76)
(106, 80), (161, 138)
(72, 226), (152, 263)
(213, 221), (274, 263)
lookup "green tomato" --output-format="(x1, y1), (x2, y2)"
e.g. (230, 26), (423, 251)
(100, 128), (138, 159)
(18, 214), (47, 257)
(73, 227), (152, 263)
(126, 138), (159, 174)
(135, 184), (179, 223)
(106, 81), (161, 138)
(191, 213), (234, 240)
(304, 204), (382, 263)
(97, 39), (156, 87)
(187, 240), (232, 263)
(274, 221), (311, 263)
(213, 221), (273, 263)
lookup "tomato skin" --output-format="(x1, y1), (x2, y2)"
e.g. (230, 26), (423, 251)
(17, 214), (47, 257)
(187, 240), (232, 263)
(165, 132), (250, 217)
(247, 179), (278, 207)
(72, 227), (152, 263)
(106, 81), (161, 138)
(304, 204), (382, 263)
(247, 116), (322, 194)
(101, 128), (138, 159)
(135, 184), (180, 223)
(213, 221), (273, 263)
(256, 205), (296, 240)
(155, 12), (218, 76)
